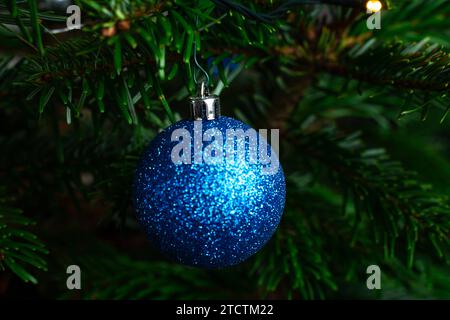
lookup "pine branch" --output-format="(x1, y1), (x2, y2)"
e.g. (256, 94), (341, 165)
(326, 41), (450, 90)
(50, 239), (254, 299)
(353, 0), (450, 47)
(289, 129), (449, 267)
(251, 205), (338, 299)
(314, 40), (450, 121)
(211, 0), (366, 23)
(0, 0), (360, 124)
(0, 187), (48, 284)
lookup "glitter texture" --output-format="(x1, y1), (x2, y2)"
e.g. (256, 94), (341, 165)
(133, 116), (286, 268)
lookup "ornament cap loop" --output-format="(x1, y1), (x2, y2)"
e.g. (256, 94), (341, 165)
(190, 82), (220, 120)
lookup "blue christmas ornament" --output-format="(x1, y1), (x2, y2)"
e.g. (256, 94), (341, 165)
(133, 83), (286, 268)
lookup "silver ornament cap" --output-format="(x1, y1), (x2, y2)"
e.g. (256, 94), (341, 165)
(189, 82), (220, 120)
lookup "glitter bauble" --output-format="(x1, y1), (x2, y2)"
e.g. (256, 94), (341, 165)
(133, 116), (285, 268)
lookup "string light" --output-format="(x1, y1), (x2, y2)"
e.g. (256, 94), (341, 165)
(366, 0), (383, 13)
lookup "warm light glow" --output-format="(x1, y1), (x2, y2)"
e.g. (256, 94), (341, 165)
(366, 0), (382, 13)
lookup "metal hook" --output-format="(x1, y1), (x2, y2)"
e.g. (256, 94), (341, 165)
(193, 16), (210, 86)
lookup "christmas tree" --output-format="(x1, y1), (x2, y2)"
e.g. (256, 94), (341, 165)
(0, 0), (449, 299)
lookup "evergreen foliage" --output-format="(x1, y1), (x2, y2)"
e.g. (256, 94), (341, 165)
(0, 0), (448, 299)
